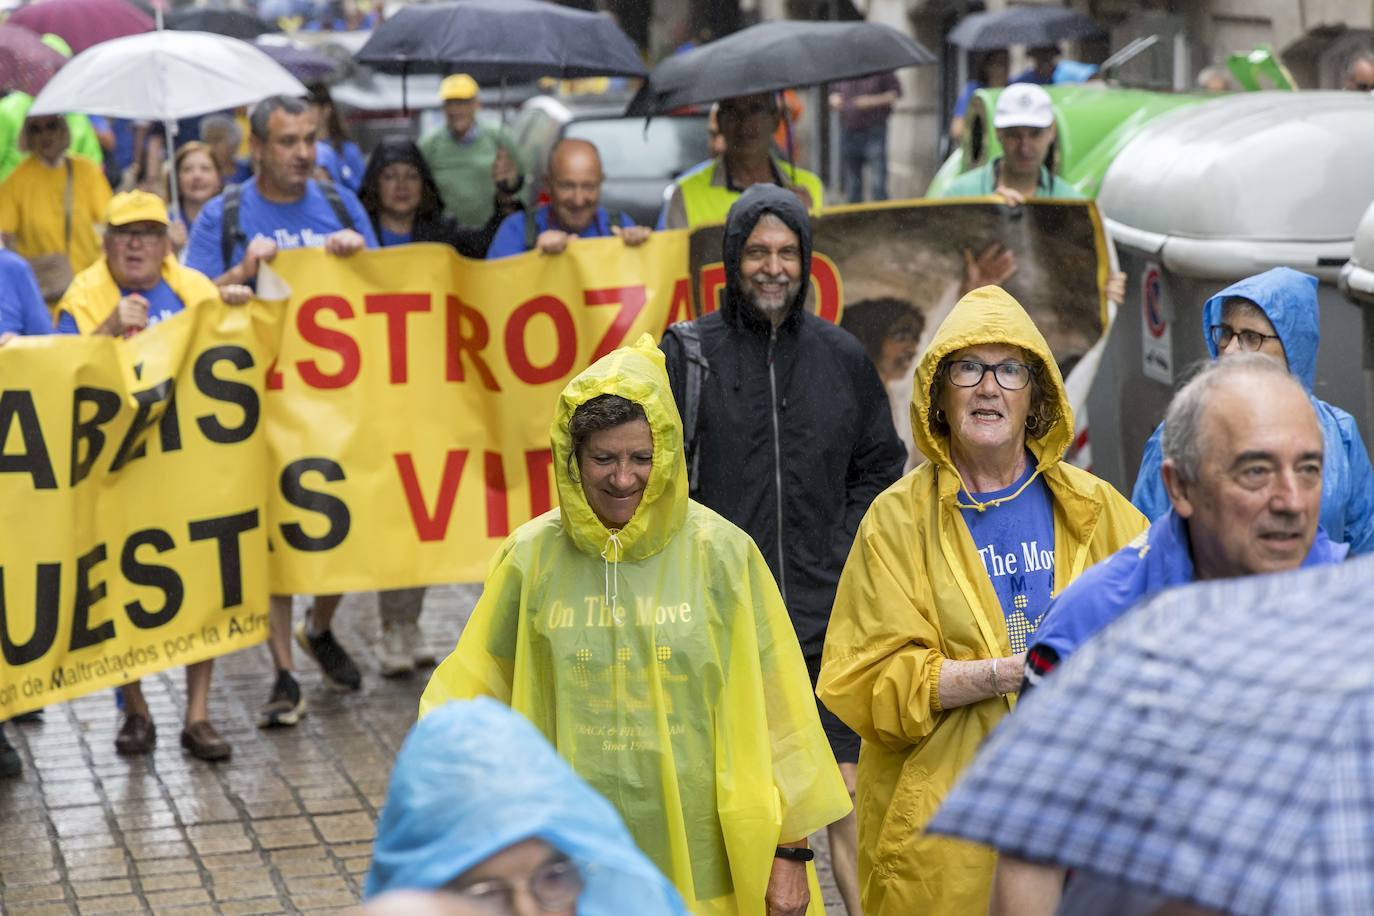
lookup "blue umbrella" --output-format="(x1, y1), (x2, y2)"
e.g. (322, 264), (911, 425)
(256, 42), (340, 83)
(929, 557), (1374, 914)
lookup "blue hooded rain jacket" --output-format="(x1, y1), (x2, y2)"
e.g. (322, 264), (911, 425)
(1130, 267), (1374, 555)
(364, 698), (685, 915)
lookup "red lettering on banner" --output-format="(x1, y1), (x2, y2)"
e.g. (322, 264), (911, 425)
(811, 254), (844, 324)
(365, 293), (430, 384)
(485, 451), (508, 539)
(297, 296), (360, 389)
(699, 264), (727, 314)
(506, 296), (576, 385)
(585, 285), (646, 362)
(266, 357), (283, 391)
(663, 278), (693, 331)
(525, 449), (554, 519)
(394, 450), (468, 542)
(444, 295), (501, 392)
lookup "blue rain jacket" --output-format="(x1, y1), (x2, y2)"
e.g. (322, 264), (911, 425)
(364, 698), (685, 915)
(1031, 509), (1348, 665)
(1131, 268), (1374, 555)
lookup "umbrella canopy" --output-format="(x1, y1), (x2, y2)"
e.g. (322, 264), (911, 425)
(947, 6), (1106, 51)
(166, 8), (274, 41)
(7, 0), (153, 55)
(929, 557), (1374, 914)
(256, 42), (341, 83)
(0, 24), (67, 96)
(354, 0), (646, 81)
(29, 30), (307, 120)
(625, 20), (934, 117)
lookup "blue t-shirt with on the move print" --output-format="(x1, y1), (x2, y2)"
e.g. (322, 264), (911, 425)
(960, 458), (1055, 653)
(55, 279), (186, 335)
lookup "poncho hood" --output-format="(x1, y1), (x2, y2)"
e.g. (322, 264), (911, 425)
(552, 334), (688, 562)
(912, 285), (1073, 480)
(1201, 266), (1320, 391)
(365, 698), (685, 913)
(720, 183), (812, 331)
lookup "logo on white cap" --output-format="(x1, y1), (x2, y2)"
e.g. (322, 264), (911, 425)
(993, 84), (1055, 130)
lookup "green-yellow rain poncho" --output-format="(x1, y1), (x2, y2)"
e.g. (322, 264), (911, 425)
(817, 288), (1146, 914)
(421, 335), (851, 915)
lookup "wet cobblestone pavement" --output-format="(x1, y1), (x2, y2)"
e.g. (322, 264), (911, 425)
(0, 585), (841, 914)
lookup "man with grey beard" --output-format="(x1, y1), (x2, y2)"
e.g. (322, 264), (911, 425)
(661, 183), (905, 916)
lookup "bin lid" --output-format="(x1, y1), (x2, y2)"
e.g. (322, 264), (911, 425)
(1340, 198), (1374, 303)
(1100, 91), (1374, 244)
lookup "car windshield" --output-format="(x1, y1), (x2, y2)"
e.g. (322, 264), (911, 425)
(564, 117), (710, 180)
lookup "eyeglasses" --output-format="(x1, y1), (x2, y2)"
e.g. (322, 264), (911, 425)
(945, 359), (1031, 390)
(26, 120), (65, 135)
(109, 225), (167, 243)
(450, 858), (583, 913)
(1209, 323), (1281, 352)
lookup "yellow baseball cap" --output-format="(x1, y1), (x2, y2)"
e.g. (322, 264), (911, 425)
(107, 191), (169, 227)
(439, 73), (479, 102)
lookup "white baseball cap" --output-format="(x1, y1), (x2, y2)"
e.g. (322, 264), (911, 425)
(994, 83), (1055, 129)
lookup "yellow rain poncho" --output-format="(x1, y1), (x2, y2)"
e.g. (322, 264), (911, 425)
(817, 288), (1146, 914)
(422, 335), (851, 915)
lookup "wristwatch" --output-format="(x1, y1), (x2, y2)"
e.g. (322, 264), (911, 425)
(774, 846), (815, 862)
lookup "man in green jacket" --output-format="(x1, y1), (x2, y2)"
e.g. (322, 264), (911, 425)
(418, 73), (521, 227)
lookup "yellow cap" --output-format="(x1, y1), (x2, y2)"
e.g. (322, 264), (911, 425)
(106, 191), (169, 228)
(439, 73), (479, 101)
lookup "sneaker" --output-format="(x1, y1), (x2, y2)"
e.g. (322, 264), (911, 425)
(378, 625), (414, 678)
(295, 622), (362, 690)
(114, 713), (156, 756)
(181, 721), (232, 761)
(12, 708), (43, 723)
(258, 670), (306, 728)
(403, 622), (436, 667)
(0, 727), (20, 778)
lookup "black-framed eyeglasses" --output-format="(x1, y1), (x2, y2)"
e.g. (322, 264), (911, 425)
(109, 225), (167, 243)
(1209, 323), (1281, 353)
(945, 359), (1031, 391)
(449, 858), (583, 913)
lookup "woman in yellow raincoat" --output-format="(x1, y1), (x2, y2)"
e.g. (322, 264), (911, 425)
(817, 287), (1146, 914)
(421, 335), (851, 915)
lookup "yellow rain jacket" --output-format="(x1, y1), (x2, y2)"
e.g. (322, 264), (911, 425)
(56, 255), (220, 335)
(817, 288), (1145, 914)
(422, 335), (851, 915)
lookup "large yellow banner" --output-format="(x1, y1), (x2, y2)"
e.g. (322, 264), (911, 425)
(0, 300), (280, 719)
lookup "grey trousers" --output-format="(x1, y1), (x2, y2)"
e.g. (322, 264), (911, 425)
(378, 588), (426, 626)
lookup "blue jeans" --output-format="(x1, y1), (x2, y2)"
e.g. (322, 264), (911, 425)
(841, 123), (889, 203)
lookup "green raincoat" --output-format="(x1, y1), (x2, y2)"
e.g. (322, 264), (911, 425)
(422, 335), (851, 915)
(817, 288), (1146, 914)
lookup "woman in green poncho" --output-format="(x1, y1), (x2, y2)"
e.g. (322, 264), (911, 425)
(421, 335), (850, 916)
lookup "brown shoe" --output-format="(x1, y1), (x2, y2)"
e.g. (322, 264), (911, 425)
(180, 721), (231, 762)
(114, 714), (156, 756)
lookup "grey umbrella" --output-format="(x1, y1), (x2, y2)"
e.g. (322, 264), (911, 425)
(625, 20), (934, 117)
(928, 557), (1374, 914)
(948, 7), (1106, 51)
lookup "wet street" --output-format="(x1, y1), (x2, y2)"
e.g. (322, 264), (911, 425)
(0, 585), (842, 914)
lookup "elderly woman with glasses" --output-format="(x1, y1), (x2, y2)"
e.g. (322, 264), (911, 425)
(815, 286), (1145, 915)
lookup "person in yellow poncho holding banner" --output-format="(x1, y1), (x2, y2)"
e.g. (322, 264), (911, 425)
(421, 335), (851, 915)
(817, 286), (1147, 914)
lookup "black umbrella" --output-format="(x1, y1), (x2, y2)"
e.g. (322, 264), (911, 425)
(625, 20), (934, 118)
(165, 8), (274, 41)
(947, 7), (1106, 50)
(256, 42), (342, 83)
(354, 0), (646, 81)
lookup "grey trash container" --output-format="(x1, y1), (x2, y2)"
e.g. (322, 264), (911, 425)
(1085, 90), (1374, 495)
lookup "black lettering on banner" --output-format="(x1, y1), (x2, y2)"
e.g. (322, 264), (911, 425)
(0, 390), (56, 489)
(70, 386), (121, 486)
(121, 528), (185, 628)
(158, 385), (182, 454)
(188, 510), (259, 609)
(69, 543), (114, 651)
(279, 459), (350, 552)
(0, 564), (60, 665)
(194, 346), (259, 444)
(110, 380), (174, 472)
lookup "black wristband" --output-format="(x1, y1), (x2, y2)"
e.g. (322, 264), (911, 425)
(774, 846), (814, 862)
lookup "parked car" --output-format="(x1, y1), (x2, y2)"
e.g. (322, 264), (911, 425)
(509, 94), (710, 227)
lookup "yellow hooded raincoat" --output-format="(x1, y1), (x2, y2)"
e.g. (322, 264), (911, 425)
(816, 288), (1146, 914)
(56, 255), (221, 335)
(422, 335), (851, 915)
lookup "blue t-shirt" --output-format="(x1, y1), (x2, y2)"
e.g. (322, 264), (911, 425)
(959, 459), (1056, 653)
(486, 205), (629, 259)
(184, 176), (377, 279)
(0, 249), (52, 336)
(379, 228), (412, 247)
(55, 279), (184, 336)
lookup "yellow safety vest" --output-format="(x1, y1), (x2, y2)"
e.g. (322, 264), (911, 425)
(678, 158), (824, 228)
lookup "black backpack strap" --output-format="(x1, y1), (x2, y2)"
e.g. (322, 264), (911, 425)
(319, 181), (356, 232)
(220, 183), (245, 273)
(524, 207), (540, 251)
(666, 319), (709, 496)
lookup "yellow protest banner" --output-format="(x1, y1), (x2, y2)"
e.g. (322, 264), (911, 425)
(263, 236), (692, 592)
(0, 300), (280, 719)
